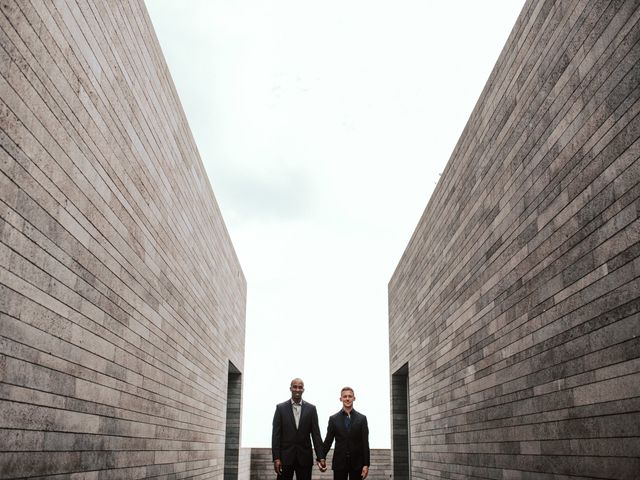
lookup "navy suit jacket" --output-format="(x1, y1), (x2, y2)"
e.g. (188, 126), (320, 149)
(272, 400), (324, 466)
(323, 409), (370, 471)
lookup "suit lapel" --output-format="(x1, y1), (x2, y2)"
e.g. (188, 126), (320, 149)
(336, 411), (348, 436)
(298, 401), (309, 428)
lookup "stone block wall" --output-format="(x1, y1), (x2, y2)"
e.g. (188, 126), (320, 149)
(238, 448), (252, 480)
(247, 448), (391, 480)
(248, 448), (274, 480)
(389, 1), (640, 479)
(0, 0), (246, 478)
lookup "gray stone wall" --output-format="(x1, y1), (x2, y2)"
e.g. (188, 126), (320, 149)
(238, 448), (252, 480)
(247, 448), (391, 480)
(0, 0), (246, 478)
(389, 1), (640, 479)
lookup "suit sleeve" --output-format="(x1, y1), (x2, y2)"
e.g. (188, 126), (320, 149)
(322, 416), (335, 458)
(311, 405), (325, 460)
(362, 415), (370, 466)
(272, 405), (281, 461)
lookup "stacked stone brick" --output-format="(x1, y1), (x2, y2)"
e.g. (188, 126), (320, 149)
(0, 0), (246, 478)
(246, 448), (391, 480)
(389, 1), (640, 478)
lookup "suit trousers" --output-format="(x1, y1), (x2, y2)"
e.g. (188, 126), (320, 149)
(332, 469), (362, 480)
(281, 463), (312, 480)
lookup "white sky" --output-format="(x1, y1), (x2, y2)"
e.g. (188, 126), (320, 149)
(145, 0), (526, 448)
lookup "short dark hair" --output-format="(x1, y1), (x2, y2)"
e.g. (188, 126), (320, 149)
(340, 386), (354, 395)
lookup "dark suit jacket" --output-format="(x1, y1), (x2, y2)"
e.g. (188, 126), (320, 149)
(323, 409), (370, 471)
(272, 399), (325, 466)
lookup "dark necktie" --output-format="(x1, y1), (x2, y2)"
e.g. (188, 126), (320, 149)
(345, 414), (351, 431)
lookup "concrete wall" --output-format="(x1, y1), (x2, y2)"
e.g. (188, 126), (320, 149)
(247, 448), (391, 480)
(0, 1), (246, 478)
(389, 1), (640, 479)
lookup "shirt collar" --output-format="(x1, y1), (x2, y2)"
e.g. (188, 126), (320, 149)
(291, 399), (303, 407)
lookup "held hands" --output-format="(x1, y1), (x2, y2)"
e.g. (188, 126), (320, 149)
(274, 459), (282, 476)
(317, 459), (327, 472)
(361, 466), (369, 479)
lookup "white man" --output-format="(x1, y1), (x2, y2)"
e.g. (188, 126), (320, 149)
(323, 387), (370, 480)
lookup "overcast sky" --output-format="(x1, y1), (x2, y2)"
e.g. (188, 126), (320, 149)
(145, 0), (526, 448)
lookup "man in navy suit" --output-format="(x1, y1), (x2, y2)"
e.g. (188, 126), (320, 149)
(272, 378), (326, 480)
(323, 387), (370, 480)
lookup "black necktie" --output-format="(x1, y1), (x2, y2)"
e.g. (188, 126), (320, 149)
(345, 415), (351, 431)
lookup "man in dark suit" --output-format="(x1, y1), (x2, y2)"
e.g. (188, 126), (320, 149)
(323, 387), (370, 480)
(272, 378), (326, 480)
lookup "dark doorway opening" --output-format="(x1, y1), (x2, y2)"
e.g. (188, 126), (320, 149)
(392, 363), (410, 479)
(224, 362), (242, 480)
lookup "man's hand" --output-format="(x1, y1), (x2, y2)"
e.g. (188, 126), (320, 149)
(361, 466), (369, 479)
(317, 459), (327, 472)
(274, 459), (282, 475)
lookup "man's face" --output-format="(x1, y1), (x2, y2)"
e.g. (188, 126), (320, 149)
(340, 389), (355, 409)
(290, 379), (304, 402)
